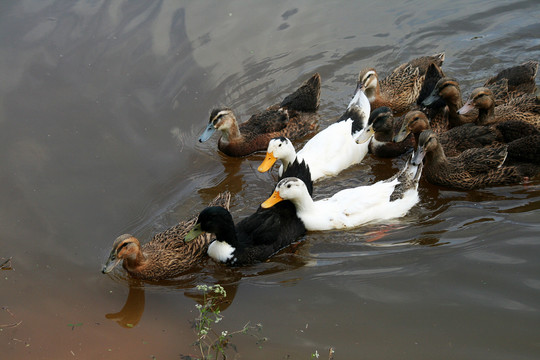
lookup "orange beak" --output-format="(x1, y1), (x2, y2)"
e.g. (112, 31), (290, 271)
(258, 152), (277, 173)
(261, 190), (283, 208)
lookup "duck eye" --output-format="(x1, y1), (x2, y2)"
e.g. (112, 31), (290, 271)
(287, 184), (291, 188)
(278, 143), (282, 147)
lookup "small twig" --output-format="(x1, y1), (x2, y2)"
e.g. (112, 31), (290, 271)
(1, 306), (22, 328)
(0, 321), (22, 329)
(1, 257), (13, 269)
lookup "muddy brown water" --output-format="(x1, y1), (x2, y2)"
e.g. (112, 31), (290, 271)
(1, 1), (540, 359)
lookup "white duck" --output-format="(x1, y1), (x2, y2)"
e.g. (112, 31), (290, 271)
(258, 87), (372, 182)
(261, 156), (423, 231)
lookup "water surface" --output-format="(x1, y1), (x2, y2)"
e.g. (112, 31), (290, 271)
(1, 0), (539, 358)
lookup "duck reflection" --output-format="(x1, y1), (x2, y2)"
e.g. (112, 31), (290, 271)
(198, 153), (245, 202)
(105, 244), (309, 328)
(105, 279), (145, 329)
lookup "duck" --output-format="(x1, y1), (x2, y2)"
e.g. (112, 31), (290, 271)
(356, 52), (445, 115)
(198, 73), (321, 157)
(102, 191), (231, 280)
(421, 77), (478, 128)
(458, 87), (540, 128)
(184, 159), (313, 265)
(393, 110), (497, 157)
(261, 155), (422, 231)
(360, 106), (414, 158)
(411, 130), (523, 190)
(258, 88), (372, 181)
(484, 60), (538, 95)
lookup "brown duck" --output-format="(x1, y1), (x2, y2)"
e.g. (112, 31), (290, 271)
(484, 60), (538, 95)
(458, 87), (540, 128)
(412, 130), (523, 190)
(102, 191), (231, 280)
(356, 52), (445, 115)
(394, 110), (497, 157)
(363, 107), (415, 158)
(199, 73), (321, 157)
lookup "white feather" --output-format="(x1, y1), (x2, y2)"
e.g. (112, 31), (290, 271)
(208, 241), (235, 263)
(265, 90), (372, 182)
(271, 161), (421, 231)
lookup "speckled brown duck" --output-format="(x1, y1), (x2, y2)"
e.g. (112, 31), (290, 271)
(458, 87), (540, 128)
(102, 191), (231, 280)
(356, 52), (445, 115)
(412, 130), (523, 190)
(394, 110), (497, 157)
(199, 73), (321, 157)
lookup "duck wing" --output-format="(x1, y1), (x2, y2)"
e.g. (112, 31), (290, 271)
(440, 123), (497, 156)
(239, 108), (290, 135)
(416, 62), (446, 107)
(148, 191), (231, 251)
(458, 146), (508, 175)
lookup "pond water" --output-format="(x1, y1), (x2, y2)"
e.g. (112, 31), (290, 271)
(1, 0), (539, 359)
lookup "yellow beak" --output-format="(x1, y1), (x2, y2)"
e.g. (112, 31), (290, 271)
(261, 191), (283, 208)
(258, 152), (277, 173)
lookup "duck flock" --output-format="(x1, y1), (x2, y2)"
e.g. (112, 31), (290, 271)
(103, 53), (540, 281)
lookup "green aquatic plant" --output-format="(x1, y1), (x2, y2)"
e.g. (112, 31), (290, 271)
(186, 284), (266, 360)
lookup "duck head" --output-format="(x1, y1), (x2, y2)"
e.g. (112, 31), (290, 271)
(394, 110), (429, 142)
(458, 87), (495, 115)
(422, 77), (461, 108)
(102, 234), (142, 274)
(199, 108), (236, 142)
(261, 177), (307, 208)
(184, 206), (234, 242)
(258, 137), (296, 173)
(356, 68), (379, 103)
(356, 106), (392, 143)
(412, 129), (438, 165)
(370, 106), (394, 135)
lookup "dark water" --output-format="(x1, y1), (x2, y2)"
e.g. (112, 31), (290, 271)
(1, 1), (539, 358)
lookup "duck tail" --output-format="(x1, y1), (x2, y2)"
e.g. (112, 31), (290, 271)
(281, 158), (313, 196)
(210, 190), (232, 210)
(389, 155), (423, 202)
(416, 62), (445, 106)
(280, 73), (321, 112)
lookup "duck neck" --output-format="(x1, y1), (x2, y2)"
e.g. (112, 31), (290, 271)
(219, 121), (242, 143)
(213, 221), (239, 248)
(365, 84), (379, 103)
(425, 143), (448, 169)
(446, 96), (464, 128)
(123, 251), (147, 272)
(281, 152), (298, 171)
(374, 129), (392, 142)
(288, 191), (317, 217)
(476, 105), (495, 126)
